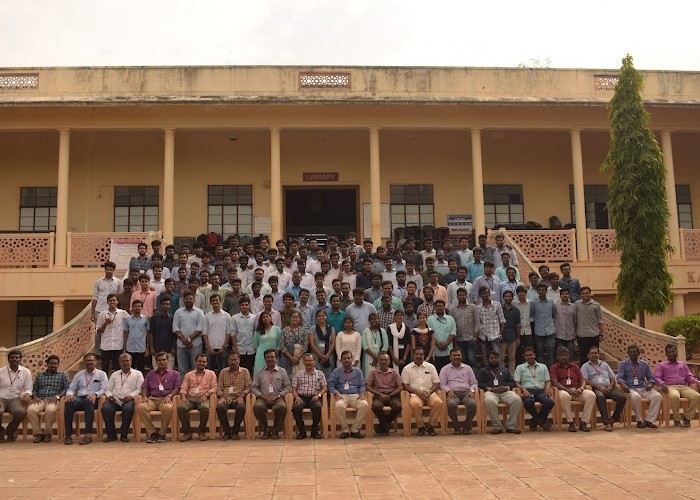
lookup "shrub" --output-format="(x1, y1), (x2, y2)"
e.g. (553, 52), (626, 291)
(663, 314), (700, 359)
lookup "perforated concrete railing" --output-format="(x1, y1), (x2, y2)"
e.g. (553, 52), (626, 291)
(68, 231), (160, 267)
(497, 230), (685, 367)
(587, 229), (621, 262)
(0, 233), (54, 267)
(0, 304), (94, 376)
(504, 230), (576, 263)
(681, 229), (700, 260)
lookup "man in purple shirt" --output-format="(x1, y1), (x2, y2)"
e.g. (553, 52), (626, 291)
(136, 352), (181, 443)
(439, 348), (478, 435)
(655, 343), (700, 427)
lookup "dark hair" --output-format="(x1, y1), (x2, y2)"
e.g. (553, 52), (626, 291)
(46, 354), (60, 364)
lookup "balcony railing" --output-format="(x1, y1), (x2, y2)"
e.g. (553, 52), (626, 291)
(681, 229), (700, 260)
(0, 232), (54, 268)
(587, 229), (620, 262)
(67, 231), (161, 267)
(500, 229), (576, 263)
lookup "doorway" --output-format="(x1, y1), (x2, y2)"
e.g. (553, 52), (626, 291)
(284, 186), (358, 242)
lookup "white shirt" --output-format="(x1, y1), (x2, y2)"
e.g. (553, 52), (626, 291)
(0, 365), (33, 399)
(268, 270), (291, 290)
(97, 308), (130, 351)
(447, 280), (473, 310)
(401, 361), (439, 392)
(202, 309), (232, 349)
(149, 277), (167, 295)
(92, 277), (124, 313)
(105, 368), (144, 400)
(147, 267), (171, 280)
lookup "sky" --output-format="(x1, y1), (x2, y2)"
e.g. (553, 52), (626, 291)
(1, 0), (699, 71)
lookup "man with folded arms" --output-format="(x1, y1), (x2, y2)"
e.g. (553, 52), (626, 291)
(291, 353), (328, 439)
(439, 348), (478, 435)
(178, 353), (217, 441)
(477, 351), (522, 434)
(328, 350), (369, 439)
(550, 346), (595, 432)
(216, 351), (251, 440)
(581, 346), (626, 431)
(655, 343), (699, 428)
(63, 353), (108, 445)
(366, 351), (403, 436)
(617, 344), (662, 429)
(513, 346), (554, 431)
(101, 353), (144, 442)
(402, 347), (442, 436)
(252, 349), (291, 440)
(137, 351), (181, 443)
(27, 354), (69, 442)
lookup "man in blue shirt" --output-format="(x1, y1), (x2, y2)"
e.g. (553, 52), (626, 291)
(530, 284), (556, 367)
(63, 353), (108, 445)
(617, 344), (662, 428)
(328, 350), (368, 439)
(558, 263), (581, 303)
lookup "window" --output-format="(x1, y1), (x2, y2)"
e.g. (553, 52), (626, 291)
(677, 185), (693, 229)
(114, 186), (159, 232)
(390, 185), (434, 234)
(19, 187), (57, 232)
(569, 185), (611, 229)
(208, 185), (253, 237)
(483, 185), (524, 228)
(16, 300), (53, 344)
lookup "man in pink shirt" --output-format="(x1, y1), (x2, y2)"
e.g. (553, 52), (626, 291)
(177, 354), (217, 441)
(655, 344), (700, 427)
(131, 274), (158, 318)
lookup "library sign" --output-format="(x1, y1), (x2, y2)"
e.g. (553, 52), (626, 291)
(303, 172), (339, 182)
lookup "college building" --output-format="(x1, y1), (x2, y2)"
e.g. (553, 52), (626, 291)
(0, 65), (698, 371)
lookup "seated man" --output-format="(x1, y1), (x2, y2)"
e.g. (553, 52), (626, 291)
(401, 347), (443, 436)
(477, 351), (522, 434)
(617, 344), (663, 428)
(655, 343), (699, 428)
(27, 354), (69, 442)
(291, 353), (328, 440)
(63, 353), (108, 445)
(216, 351), (251, 440)
(550, 346), (595, 432)
(0, 349), (32, 442)
(136, 351), (181, 443)
(513, 346), (554, 431)
(581, 346), (626, 431)
(439, 348), (478, 435)
(252, 349), (291, 440)
(101, 353), (144, 442)
(366, 352), (403, 436)
(328, 350), (369, 439)
(177, 353), (217, 441)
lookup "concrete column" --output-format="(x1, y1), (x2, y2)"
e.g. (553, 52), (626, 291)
(571, 129), (589, 261)
(163, 128), (175, 245)
(270, 127), (282, 243)
(661, 130), (680, 259)
(672, 293), (685, 317)
(471, 129), (485, 236)
(52, 300), (65, 331)
(369, 127), (382, 246)
(54, 129), (70, 267)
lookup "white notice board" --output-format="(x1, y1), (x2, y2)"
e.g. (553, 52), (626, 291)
(363, 203), (391, 239)
(109, 238), (143, 276)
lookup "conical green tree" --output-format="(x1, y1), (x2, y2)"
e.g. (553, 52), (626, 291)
(601, 54), (673, 327)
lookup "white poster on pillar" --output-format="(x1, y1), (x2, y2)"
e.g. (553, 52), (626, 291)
(363, 203), (391, 239)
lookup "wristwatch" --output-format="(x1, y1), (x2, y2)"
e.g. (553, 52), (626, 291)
(55, 395), (60, 401)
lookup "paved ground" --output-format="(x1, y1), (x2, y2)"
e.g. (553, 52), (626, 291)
(1, 427), (700, 499)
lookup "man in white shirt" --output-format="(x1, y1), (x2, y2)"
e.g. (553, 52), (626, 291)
(202, 294), (231, 373)
(447, 266), (473, 311)
(101, 353), (144, 442)
(96, 294), (131, 374)
(268, 257), (292, 290)
(0, 349), (33, 442)
(91, 261), (124, 358)
(401, 348), (443, 436)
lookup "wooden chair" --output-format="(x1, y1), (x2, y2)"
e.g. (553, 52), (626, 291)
(329, 393), (372, 438)
(249, 393), (292, 439)
(59, 395), (104, 440)
(286, 393), (328, 438)
(1, 412), (28, 441)
(96, 395), (141, 440)
(213, 394), (254, 439)
(173, 393), (217, 440)
(552, 388), (586, 430)
(402, 389), (445, 436)
(661, 393), (699, 427)
(439, 390), (482, 434)
(135, 395), (179, 442)
(365, 392), (404, 437)
(478, 389), (514, 433)
(623, 393), (663, 428)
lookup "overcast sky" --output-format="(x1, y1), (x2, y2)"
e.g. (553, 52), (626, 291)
(2, 0), (698, 71)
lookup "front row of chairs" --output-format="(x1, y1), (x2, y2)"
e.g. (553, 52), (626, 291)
(4, 389), (697, 441)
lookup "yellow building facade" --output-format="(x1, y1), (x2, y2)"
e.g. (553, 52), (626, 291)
(0, 66), (699, 352)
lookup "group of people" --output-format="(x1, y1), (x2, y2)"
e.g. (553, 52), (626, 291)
(2, 232), (694, 443)
(0, 340), (696, 444)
